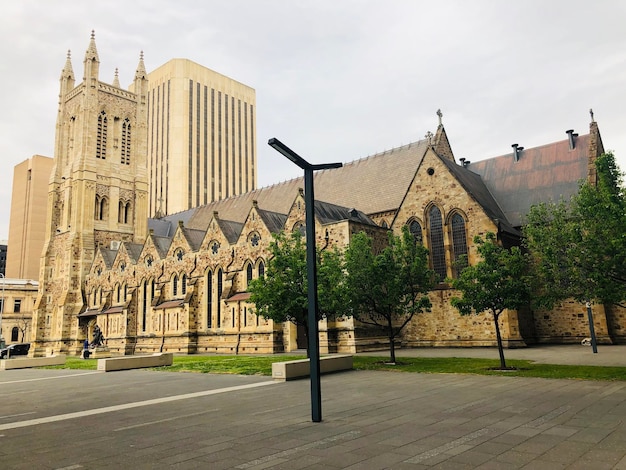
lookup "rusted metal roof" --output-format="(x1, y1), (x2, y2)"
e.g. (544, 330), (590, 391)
(468, 135), (590, 227)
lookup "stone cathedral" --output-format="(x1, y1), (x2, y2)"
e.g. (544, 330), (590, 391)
(31, 35), (626, 357)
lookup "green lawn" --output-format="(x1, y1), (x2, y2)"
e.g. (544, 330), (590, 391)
(44, 354), (626, 381)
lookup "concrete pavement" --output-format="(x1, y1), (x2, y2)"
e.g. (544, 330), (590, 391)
(0, 345), (625, 469)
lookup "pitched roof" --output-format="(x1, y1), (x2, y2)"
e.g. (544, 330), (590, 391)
(257, 208), (288, 234)
(439, 157), (519, 236)
(181, 227), (205, 251)
(467, 134), (590, 227)
(314, 200), (376, 226)
(125, 243), (144, 262)
(163, 138), (430, 232)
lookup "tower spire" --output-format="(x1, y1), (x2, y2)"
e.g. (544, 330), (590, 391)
(61, 50), (74, 80)
(112, 67), (120, 88)
(84, 30), (99, 63)
(135, 50), (147, 81)
(83, 30), (100, 82)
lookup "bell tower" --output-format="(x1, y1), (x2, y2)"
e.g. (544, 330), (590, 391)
(32, 31), (149, 355)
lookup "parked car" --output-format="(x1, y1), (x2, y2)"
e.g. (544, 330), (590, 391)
(0, 343), (30, 359)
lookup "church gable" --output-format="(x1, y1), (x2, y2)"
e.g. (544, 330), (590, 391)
(392, 148), (501, 281)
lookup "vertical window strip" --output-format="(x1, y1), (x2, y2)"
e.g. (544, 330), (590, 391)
(196, 82), (201, 207)
(188, 79), (193, 209)
(429, 206), (447, 281)
(244, 103), (248, 192)
(203, 85), (208, 205)
(211, 89), (215, 201)
(218, 92), (222, 198)
(238, 100), (242, 194)
(225, 93), (229, 198)
(250, 105), (255, 188)
(231, 97), (236, 195)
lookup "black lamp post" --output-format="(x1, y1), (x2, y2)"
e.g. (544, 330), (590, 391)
(268, 137), (342, 422)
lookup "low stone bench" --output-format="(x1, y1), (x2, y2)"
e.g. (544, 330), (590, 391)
(272, 354), (353, 381)
(0, 355), (66, 370)
(97, 352), (173, 372)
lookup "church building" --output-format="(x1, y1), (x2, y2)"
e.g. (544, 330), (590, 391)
(29, 35), (625, 357)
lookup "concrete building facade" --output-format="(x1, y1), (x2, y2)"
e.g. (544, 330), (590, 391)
(6, 155), (54, 280)
(145, 59), (257, 218)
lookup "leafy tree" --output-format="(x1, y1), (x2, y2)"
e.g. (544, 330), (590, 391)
(248, 231), (347, 356)
(344, 226), (434, 363)
(449, 233), (531, 369)
(524, 152), (626, 308)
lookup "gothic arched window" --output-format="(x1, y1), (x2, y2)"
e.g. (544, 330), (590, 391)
(408, 219), (423, 244)
(451, 213), (469, 277)
(172, 274), (179, 297)
(207, 270), (213, 328)
(246, 263), (253, 287)
(428, 206), (446, 281)
(217, 269), (223, 328)
(258, 260), (265, 278)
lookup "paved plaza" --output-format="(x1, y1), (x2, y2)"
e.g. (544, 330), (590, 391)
(0, 345), (625, 469)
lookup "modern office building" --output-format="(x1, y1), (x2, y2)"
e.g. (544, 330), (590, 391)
(6, 155), (54, 279)
(145, 59), (257, 217)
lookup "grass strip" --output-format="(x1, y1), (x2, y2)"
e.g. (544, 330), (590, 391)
(42, 355), (626, 381)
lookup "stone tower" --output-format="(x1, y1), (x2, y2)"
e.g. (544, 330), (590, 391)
(31, 32), (149, 355)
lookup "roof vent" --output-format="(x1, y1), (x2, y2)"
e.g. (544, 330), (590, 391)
(566, 129), (576, 150)
(349, 208), (359, 218)
(512, 144), (524, 162)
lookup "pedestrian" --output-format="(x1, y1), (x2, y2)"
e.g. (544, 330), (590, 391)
(82, 338), (90, 359)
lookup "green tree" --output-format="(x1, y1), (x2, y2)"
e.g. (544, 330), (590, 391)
(524, 153), (626, 308)
(449, 233), (530, 369)
(248, 231), (347, 356)
(344, 226), (434, 363)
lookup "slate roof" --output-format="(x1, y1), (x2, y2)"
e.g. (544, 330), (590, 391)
(314, 200), (376, 226)
(125, 243), (144, 262)
(468, 134), (590, 227)
(439, 157), (519, 236)
(100, 248), (117, 269)
(181, 228), (205, 251)
(152, 235), (172, 258)
(162, 138), (430, 232)
(257, 208), (288, 234)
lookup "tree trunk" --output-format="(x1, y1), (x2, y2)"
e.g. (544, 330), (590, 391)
(388, 317), (396, 364)
(493, 310), (507, 369)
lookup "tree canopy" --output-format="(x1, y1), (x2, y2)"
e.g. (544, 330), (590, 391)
(248, 231), (347, 355)
(524, 152), (626, 308)
(449, 232), (531, 369)
(344, 226), (434, 363)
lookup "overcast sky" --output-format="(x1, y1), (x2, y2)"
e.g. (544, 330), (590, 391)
(1, 0), (625, 241)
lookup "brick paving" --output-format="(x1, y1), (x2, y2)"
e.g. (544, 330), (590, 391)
(0, 345), (625, 469)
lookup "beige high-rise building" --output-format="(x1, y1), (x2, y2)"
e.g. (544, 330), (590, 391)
(145, 59), (257, 217)
(6, 155), (54, 279)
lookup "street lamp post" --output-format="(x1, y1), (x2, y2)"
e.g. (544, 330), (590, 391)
(268, 138), (342, 423)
